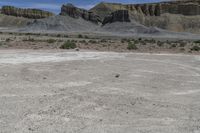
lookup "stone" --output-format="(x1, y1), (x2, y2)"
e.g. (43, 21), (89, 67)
(1, 6), (54, 19)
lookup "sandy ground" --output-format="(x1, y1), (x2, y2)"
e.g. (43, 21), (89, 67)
(0, 50), (200, 133)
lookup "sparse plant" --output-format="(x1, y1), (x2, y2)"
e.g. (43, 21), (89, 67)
(60, 41), (77, 49)
(79, 40), (87, 43)
(157, 41), (163, 47)
(127, 42), (138, 50)
(191, 45), (200, 51)
(170, 43), (177, 48)
(47, 39), (56, 43)
(78, 34), (83, 38)
(100, 39), (107, 43)
(194, 40), (200, 44)
(179, 43), (186, 47)
(6, 38), (11, 42)
(89, 40), (97, 43)
(56, 34), (62, 37)
(84, 35), (89, 39)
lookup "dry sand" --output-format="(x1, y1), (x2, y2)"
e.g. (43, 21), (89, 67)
(0, 50), (200, 133)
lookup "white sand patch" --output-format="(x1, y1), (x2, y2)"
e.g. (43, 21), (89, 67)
(0, 51), (125, 64)
(56, 81), (92, 88)
(172, 90), (200, 95)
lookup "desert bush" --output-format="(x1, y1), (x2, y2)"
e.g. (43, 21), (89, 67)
(127, 42), (138, 50)
(84, 35), (89, 39)
(191, 45), (200, 51)
(79, 40), (87, 43)
(157, 41), (163, 47)
(23, 37), (35, 42)
(47, 39), (56, 43)
(179, 43), (186, 47)
(100, 39), (107, 43)
(89, 40), (97, 43)
(6, 38), (11, 42)
(170, 43), (177, 48)
(60, 41), (77, 49)
(78, 34), (83, 38)
(56, 34), (61, 37)
(194, 40), (200, 44)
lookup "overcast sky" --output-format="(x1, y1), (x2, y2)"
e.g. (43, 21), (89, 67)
(0, 0), (167, 14)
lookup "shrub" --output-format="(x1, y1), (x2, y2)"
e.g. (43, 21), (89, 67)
(23, 37), (35, 42)
(89, 40), (97, 43)
(170, 43), (177, 48)
(191, 45), (200, 51)
(60, 41), (77, 49)
(84, 35), (89, 39)
(194, 40), (200, 44)
(78, 34), (83, 38)
(79, 40), (87, 43)
(6, 38), (11, 42)
(127, 42), (138, 50)
(157, 41), (163, 47)
(56, 34), (61, 37)
(47, 39), (56, 43)
(100, 39), (107, 43)
(179, 43), (186, 47)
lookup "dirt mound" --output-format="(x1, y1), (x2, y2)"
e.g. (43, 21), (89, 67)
(0, 14), (30, 27)
(20, 15), (99, 33)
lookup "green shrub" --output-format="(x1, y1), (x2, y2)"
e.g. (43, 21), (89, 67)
(89, 40), (97, 43)
(60, 41), (77, 49)
(47, 39), (56, 43)
(179, 43), (186, 47)
(79, 40), (87, 43)
(191, 45), (200, 51)
(100, 39), (107, 43)
(84, 35), (89, 39)
(157, 41), (163, 47)
(170, 43), (177, 48)
(6, 38), (11, 42)
(127, 42), (138, 50)
(194, 40), (200, 44)
(78, 34), (83, 38)
(56, 34), (61, 37)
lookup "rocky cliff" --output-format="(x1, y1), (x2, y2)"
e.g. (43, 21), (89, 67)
(90, 0), (200, 33)
(102, 10), (131, 25)
(91, 1), (200, 18)
(60, 4), (101, 24)
(1, 6), (54, 19)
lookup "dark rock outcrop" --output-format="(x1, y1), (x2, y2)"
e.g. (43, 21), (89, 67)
(102, 10), (131, 25)
(60, 4), (101, 24)
(1, 6), (54, 19)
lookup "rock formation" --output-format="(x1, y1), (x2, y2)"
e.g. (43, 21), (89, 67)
(1, 6), (54, 19)
(91, 0), (200, 19)
(90, 0), (200, 33)
(102, 10), (131, 25)
(60, 3), (101, 24)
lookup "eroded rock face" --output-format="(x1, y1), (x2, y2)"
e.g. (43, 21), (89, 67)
(91, 0), (200, 18)
(102, 10), (131, 25)
(1, 6), (54, 19)
(60, 4), (101, 24)
(132, 0), (200, 16)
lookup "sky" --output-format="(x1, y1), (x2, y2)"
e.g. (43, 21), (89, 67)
(0, 0), (166, 14)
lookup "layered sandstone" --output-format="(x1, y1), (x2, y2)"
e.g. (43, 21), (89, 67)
(102, 10), (131, 25)
(60, 4), (101, 24)
(1, 6), (54, 19)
